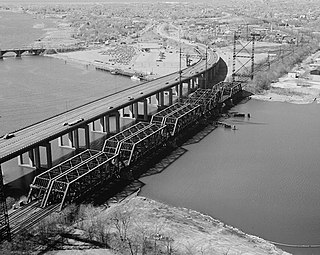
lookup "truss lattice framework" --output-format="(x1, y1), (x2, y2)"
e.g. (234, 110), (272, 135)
(0, 168), (10, 242)
(215, 82), (242, 102)
(150, 103), (184, 124)
(41, 152), (118, 210)
(102, 122), (150, 155)
(27, 149), (100, 202)
(185, 88), (220, 112)
(164, 104), (202, 136)
(118, 124), (170, 166)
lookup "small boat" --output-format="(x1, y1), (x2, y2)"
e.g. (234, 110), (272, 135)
(131, 75), (141, 81)
(110, 69), (119, 75)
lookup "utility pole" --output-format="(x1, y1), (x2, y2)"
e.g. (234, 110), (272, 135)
(179, 26), (182, 101)
(205, 45), (208, 89)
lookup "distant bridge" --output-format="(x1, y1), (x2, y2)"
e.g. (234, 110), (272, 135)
(0, 48), (45, 58)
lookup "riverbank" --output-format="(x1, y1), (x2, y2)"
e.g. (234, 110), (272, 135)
(46, 42), (186, 81)
(46, 195), (290, 255)
(218, 44), (320, 104)
(250, 49), (320, 104)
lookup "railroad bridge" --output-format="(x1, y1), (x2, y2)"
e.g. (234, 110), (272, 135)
(0, 44), (243, 240)
(0, 48), (45, 59)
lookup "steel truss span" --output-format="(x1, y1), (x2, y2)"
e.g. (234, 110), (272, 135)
(118, 123), (170, 166)
(25, 82), (242, 211)
(102, 122), (151, 155)
(27, 149), (100, 203)
(42, 152), (119, 211)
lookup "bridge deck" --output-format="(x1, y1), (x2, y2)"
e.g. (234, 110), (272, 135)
(0, 46), (218, 164)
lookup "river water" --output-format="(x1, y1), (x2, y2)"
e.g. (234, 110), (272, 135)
(1, 10), (320, 255)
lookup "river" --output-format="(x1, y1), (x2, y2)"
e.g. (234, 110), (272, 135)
(1, 10), (320, 255)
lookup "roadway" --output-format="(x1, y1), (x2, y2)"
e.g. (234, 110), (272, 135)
(0, 43), (219, 164)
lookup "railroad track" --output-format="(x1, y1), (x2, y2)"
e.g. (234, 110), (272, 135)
(9, 201), (60, 237)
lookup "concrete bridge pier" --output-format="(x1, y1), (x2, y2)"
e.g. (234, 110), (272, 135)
(90, 117), (109, 134)
(143, 98), (148, 121)
(187, 79), (191, 95)
(159, 91), (165, 107)
(198, 74), (205, 89)
(115, 112), (120, 133)
(17, 142), (52, 169)
(133, 102), (139, 119)
(167, 89), (173, 105)
(17, 151), (36, 169)
(58, 132), (76, 150)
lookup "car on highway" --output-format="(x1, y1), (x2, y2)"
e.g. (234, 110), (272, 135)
(2, 133), (15, 139)
(63, 118), (84, 126)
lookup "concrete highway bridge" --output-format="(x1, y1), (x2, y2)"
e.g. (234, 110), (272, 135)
(0, 44), (243, 240)
(0, 48), (45, 59)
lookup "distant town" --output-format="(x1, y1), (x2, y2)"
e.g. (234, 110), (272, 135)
(1, 0), (320, 48)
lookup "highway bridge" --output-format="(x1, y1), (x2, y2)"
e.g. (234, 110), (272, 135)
(0, 44), (243, 241)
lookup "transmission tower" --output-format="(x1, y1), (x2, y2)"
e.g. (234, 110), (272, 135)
(232, 32), (259, 82)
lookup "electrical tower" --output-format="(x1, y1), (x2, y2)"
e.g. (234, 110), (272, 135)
(232, 32), (259, 82)
(0, 167), (10, 242)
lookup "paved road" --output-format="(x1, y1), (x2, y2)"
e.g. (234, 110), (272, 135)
(0, 40), (219, 164)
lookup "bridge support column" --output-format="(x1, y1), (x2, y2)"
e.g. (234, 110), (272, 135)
(74, 129), (80, 149)
(90, 121), (96, 132)
(18, 150), (36, 169)
(58, 132), (75, 149)
(91, 118), (107, 133)
(84, 125), (90, 149)
(104, 116), (110, 133)
(191, 77), (195, 90)
(143, 98), (148, 121)
(187, 80), (191, 95)
(34, 147), (41, 169)
(160, 91), (164, 107)
(15, 50), (22, 58)
(115, 112), (120, 133)
(133, 102), (139, 119)
(44, 142), (53, 169)
(68, 132), (74, 147)
(168, 89), (173, 105)
(175, 85), (178, 96)
(179, 83), (183, 100)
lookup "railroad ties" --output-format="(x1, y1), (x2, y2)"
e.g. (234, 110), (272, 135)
(18, 82), (243, 231)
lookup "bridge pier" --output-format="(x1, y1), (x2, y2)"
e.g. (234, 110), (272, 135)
(143, 99), (148, 121)
(90, 117), (108, 134)
(187, 80), (191, 95)
(17, 143), (53, 169)
(168, 88), (173, 105)
(133, 102), (139, 119)
(115, 111), (120, 133)
(58, 132), (76, 150)
(18, 151), (36, 169)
